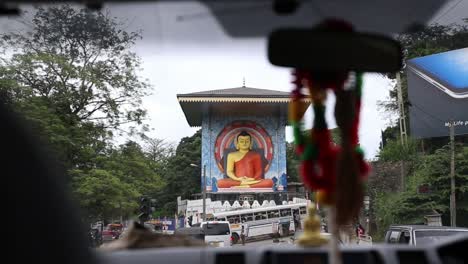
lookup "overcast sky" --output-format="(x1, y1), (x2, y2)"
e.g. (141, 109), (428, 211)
(2, 0), (467, 159)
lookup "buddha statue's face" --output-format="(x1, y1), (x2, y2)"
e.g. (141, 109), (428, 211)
(237, 135), (251, 151)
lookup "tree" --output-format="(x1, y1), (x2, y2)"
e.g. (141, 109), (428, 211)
(156, 131), (202, 215)
(0, 5), (155, 223)
(71, 168), (140, 224)
(1, 5), (149, 128)
(378, 138), (419, 163)
(286, 142), (300, 182)
(0, 5), (151, 169)
(102, 141), (165, 197)
(72, 140), (168, 223)
(143, 137), (175, 164)
(374, 144), (468, 235)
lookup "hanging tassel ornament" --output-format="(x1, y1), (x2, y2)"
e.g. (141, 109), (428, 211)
(288, 20), (371, 236)
(290, 71), (371, 255)
(333, 73), (370, 225)
(290, 70), (370, 226)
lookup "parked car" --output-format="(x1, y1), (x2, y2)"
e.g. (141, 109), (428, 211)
(384, 225), (468, 246)
(101, 229), (115, 243)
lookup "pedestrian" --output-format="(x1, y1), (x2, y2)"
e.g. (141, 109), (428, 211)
(240, 225), (246, 246)
(95, 228), (102, 246)
(356, 223), (365, 238)
(187, 215), (193, 227)
(272, 223), (280, 243)
(88, 228), (96, 248)
(294, 212), (301, 230)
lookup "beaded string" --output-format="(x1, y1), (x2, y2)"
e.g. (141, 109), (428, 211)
(289, 69), (370, 225)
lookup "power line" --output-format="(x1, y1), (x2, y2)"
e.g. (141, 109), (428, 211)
(411, 103), (446, 123)
(415, 109), (449, 135)
(433, 0), (463, 24)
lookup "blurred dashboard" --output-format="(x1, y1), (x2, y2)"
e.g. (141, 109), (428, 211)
(99, 234), (467, 264)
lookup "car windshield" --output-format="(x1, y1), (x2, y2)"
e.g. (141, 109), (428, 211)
(2, 1), (467, 250)
(415, 230), (468, 245)
(203, 223), (230, 236)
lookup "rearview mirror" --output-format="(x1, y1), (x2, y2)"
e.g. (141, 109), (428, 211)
(268, 29), (402, 73)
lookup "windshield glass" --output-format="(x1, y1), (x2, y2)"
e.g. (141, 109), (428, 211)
(2, 1), (467, 250)
(415, 230), (468, 245)
(203, 223), (230, 236)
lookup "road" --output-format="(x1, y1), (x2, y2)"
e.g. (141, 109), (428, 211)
(232, 236), (296, 247)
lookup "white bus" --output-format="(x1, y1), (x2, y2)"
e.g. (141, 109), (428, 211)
(208, 203), (308, 244)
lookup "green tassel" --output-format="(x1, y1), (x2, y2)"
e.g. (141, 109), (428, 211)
(292, 121), (304, 146)
(356, 72), (363, 99)
(355, 146), (365, 156)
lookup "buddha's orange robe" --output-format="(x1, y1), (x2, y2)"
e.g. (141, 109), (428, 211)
(218, 151), (273, 188)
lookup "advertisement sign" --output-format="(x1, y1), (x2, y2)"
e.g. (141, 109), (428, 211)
(407, 48), (468, 138)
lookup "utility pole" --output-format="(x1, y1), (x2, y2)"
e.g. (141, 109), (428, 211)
(396, 72), (408, 147)
(449, 122), (456, 227)
(202, 164), (207, 222)
(190, 163), (207, 223)
(396, 72), (407, 191)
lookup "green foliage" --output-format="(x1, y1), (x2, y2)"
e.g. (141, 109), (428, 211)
(71, 168), (140, 222)
(286, 142), (300, 182)
(374, 143), (468, 237)
(71, 140), (169, 222)
(156, 130), (202, 215)
(378, 138), (419, 162)
(1, 5), (150, 130)
(0, 5), (150, 170)
(101, 141), (166, 196)
(0, 5), (161, 224)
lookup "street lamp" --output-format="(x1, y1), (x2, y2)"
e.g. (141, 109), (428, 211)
(363, 196), (370, 211)
(190, 163), (207, 222)
(363, 196), (370, 235)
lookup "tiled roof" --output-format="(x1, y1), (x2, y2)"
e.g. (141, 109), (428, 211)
(177, 87), (290, 98)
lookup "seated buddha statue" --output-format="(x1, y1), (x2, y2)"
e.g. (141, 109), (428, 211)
(217, 131), (274, 189)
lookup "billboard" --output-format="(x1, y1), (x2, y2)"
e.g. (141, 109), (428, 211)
(407, 48), (468, 138)
(201, 117), (287, 193)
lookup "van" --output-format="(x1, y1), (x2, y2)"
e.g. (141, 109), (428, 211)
(175, 226), (206, 242)
(179, 221), (231, 247)
(199, 221), (232, 247)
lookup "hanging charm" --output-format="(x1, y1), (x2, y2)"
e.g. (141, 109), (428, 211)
(298, 203), (329, 246)
(290, 69), (370, 225)
(288, 20), (370, 241)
